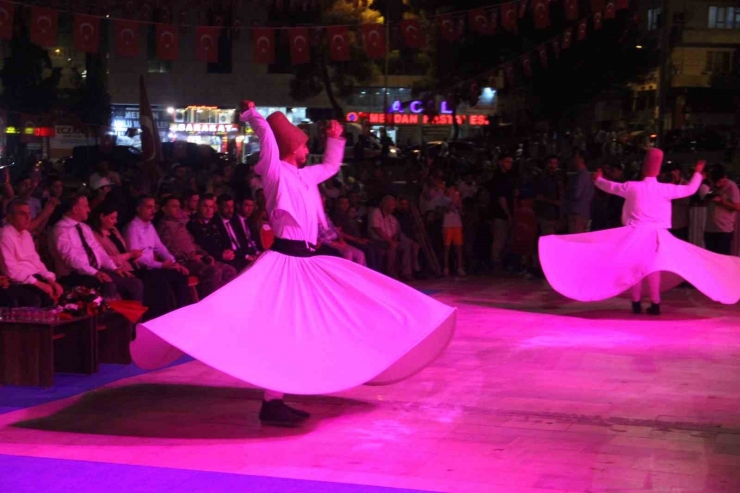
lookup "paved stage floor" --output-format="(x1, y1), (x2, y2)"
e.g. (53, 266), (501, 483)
(1, 277), (739, 493)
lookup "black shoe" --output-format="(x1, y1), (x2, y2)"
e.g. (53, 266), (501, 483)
(259, 400), (306, 427)
(646, 303), (661, 316)
(284, 402), (310, 419)
(632, 301), (642, 314)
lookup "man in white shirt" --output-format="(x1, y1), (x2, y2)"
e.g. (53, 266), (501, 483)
(124, 195), (192, 312)
(0, 199), (63, 306)
(704, 165), (740, 255)
(369, 195), (413, 280)
(51, 194), (143, 301)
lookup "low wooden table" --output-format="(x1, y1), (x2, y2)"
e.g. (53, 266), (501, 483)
(0, 315), (97, 387)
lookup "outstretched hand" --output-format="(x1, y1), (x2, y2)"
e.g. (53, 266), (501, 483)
(593, 169), (603, 181)
(326, 120), (344, 139)
(695, 160), (706, 175)
(239, 100), (256, 123)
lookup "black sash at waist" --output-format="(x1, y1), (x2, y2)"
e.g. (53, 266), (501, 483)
(270, 237), (318, 258)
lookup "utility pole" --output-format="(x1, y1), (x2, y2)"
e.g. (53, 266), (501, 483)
(383, 0), (390, 131)
(656, 0), (670, 148)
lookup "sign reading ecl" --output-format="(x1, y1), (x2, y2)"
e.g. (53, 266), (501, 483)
(346, 112), (489, 126)
(387, 100), (454, 114)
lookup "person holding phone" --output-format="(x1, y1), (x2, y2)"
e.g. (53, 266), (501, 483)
(540, 149), (740, 315)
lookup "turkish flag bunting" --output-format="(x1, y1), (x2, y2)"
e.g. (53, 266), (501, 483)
(522, 54), (532, 76)
(196, 26), (221, 63)
(469, 9), (494, 35)
(0, 2), (14, 40)
(532, 0), (550, 29)
(74, 14), (101, 53)
(30, 7), (58, 47)
(361, 24), (385, 59)
(577, 19), (588, 40)
(564, 0), (578, 20)
(289, 27), (311, 65)
(155, 24), (179, 60)
(551, 38), (561, 58)
(253, 28), (275, 64)
(605, 1), (616, 19)
(400, 18), (424, 49)
(504, 64), (515, 85)
(616, 0), (629, 10)
(501, 3), (518, 34)
(518, 0), (528, 18)
(114, 20), (139, 58)
(327, 26), (350, 62)
(438, 14), (461, 42)
(538, 46), (548, 68)
(489, 9), (499, 34)
(562, 28), (573, 49)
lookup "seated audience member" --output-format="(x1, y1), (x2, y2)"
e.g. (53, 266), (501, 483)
(51, 194), (143, 301)
(158, 196), (237, 297)
(231, 196), (261, 262)
(188, 194), (244, 270)
(124, 196), (192, 316)
(0, 199), (64, 306)
(16, 174), (60, 234)
(317, 194), (366, 265)
(179, 190), (199, 224)
(90, 200), (180, 319)
(216, 194), (256, 271)
(369, 195), (414, 281)
(332, 196), (382, 270)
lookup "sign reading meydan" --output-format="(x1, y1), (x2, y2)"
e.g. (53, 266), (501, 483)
(345, 112), (489, 126)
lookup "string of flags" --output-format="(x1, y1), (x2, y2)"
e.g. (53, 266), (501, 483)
(0, 0), (629, 66)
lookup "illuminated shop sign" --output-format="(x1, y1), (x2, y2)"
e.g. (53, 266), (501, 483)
(169, 123), (238, 134)
(345, 112), (489, 126)
(387, 100), (455, 114)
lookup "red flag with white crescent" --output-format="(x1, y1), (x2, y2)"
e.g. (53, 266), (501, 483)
(522, 53), (532, 76)
(253, 28), (275, 64)
(564, 0), (578, 20)
(532, 0), (550, 29)
(562, 28), (573, 49)
(501, 3), (518, 34)
(327, 26), (350, 62)
(30, 7), (58, 47)
(0, 2), (14, 40)
(438, 14), (461, 42)
(289, 27), (311, 65)
(114, 20), (139, 58)
(577, 19), (588, 40)
(469, 8), (494, 35)
(139, 75), (162, 164)
(155, 23), (179, 60)
(605, 1), (616, 19)
(400, 18), (424, 49)
(74, 14), (101, 53)
(361, 23), (385, 59)
(196, 26), (220, 63)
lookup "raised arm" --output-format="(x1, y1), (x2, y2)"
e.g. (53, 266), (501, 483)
(661, 172), (702, 200)
(301, 121), (346, 185)
(240, 103), (281, 185)
(594, 175), (631, 198)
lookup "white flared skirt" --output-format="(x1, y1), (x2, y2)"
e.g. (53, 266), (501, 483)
(130, 251), (457, 395)
(539, 226), (740, 304)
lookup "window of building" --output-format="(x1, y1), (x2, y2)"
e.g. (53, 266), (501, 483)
(706, 50), (732, 73)
(647, 8), (661, 31)
(708, 6), (740, 29)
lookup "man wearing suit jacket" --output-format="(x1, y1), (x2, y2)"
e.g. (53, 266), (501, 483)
(230, 196), (260, 264)
(215, 194), (250, 271)
(188, 194), (246, 272)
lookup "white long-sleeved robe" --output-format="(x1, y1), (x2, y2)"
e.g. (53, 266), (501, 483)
(539, 173), (740, 304)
